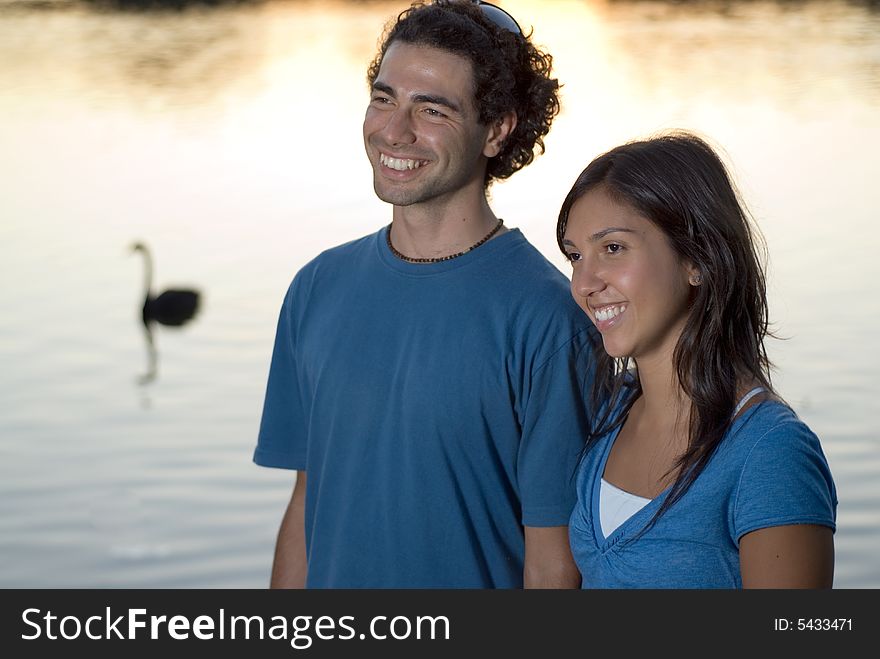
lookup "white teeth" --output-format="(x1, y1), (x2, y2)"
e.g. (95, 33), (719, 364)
(594, 305), (626, 322)
(380, 153), (424, 171)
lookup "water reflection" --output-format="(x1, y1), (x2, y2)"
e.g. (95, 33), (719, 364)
(0, 0), (273, 118)
(0, 0), (877, 588)
(130, 241), (201, 385)
(87, 0), (261, 10)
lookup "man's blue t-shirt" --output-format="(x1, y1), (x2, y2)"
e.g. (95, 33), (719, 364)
(569, 399), (837, 588)
(255, 227), (597, 587)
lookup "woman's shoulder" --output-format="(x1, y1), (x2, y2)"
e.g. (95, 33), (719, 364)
(725, 400), (837, 536)
(725, 399), (819, 455)
(738, 395), (796, 423)
(723, 399), (834, 491)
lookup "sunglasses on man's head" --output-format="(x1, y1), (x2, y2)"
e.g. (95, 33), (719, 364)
(474, 1), (523, 36)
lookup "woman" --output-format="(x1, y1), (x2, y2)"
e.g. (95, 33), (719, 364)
(558, 132), (837, 588)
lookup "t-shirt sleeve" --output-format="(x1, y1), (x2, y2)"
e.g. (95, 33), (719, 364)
(517, 328), (595, 527)
(732, 418), (837, 544)
(253, 281), (308, 470)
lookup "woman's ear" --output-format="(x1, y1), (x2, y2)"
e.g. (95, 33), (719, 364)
(483, 111), (517, 158)
(687, 263), (703, 287)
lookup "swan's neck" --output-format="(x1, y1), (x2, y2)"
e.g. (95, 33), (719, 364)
(140, 249), (153, 298)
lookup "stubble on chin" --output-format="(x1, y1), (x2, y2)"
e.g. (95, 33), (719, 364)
(372, 175), (430, 208)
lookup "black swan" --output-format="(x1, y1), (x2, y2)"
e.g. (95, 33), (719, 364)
(131, 242), (200, 327)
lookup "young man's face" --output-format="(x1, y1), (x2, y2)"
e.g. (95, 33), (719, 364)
(363, 41), (497, 209)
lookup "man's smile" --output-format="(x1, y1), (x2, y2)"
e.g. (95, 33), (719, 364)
(379, 152), (429, 171)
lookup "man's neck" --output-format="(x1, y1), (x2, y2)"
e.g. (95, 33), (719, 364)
(389, 195), (506, 261)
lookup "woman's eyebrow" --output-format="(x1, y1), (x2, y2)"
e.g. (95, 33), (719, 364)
(590, 227), (638, 242)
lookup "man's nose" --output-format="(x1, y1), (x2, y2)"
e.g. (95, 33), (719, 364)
(381, 108), (416, 145)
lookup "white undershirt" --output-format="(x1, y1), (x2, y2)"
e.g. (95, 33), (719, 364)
(599, 478), (651, 538)
(599, 387), (767, 538)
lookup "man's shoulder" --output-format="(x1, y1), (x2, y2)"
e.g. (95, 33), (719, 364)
(486, 231), (597, 348)
(307, 229), (381, 267)
(283, 229), (381, 304)
(292, 229), (381, 281)
(496, 231), (577, 303)
(497, 230), (567, 280)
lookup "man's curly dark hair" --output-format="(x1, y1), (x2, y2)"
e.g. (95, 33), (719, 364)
(366, 0), (560, 187)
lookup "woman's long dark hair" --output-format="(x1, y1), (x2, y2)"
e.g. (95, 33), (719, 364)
(557, 131), (775, 530)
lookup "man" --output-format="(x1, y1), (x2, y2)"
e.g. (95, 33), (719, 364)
(254, 0), (597, 588)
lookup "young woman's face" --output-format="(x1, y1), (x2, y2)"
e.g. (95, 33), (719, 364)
(562, 187), (697, 365)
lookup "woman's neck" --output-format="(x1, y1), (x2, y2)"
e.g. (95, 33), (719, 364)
(634, 350), (688, 418)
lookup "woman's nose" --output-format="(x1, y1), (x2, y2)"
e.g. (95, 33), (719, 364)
(571, 257), (605, 299)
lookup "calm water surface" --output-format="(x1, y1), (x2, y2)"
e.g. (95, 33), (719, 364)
(1, 0), (878, 587)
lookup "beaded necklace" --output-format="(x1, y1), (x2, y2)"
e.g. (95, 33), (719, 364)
(386, 218), (504, 263)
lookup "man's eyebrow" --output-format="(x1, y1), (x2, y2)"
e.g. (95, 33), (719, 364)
(370, 81), (462, 114)
(411, 93), (461, 113)
(371, 81), (395, 97)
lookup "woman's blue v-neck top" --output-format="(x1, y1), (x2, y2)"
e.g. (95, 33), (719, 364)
(569, 400), (837, 588)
